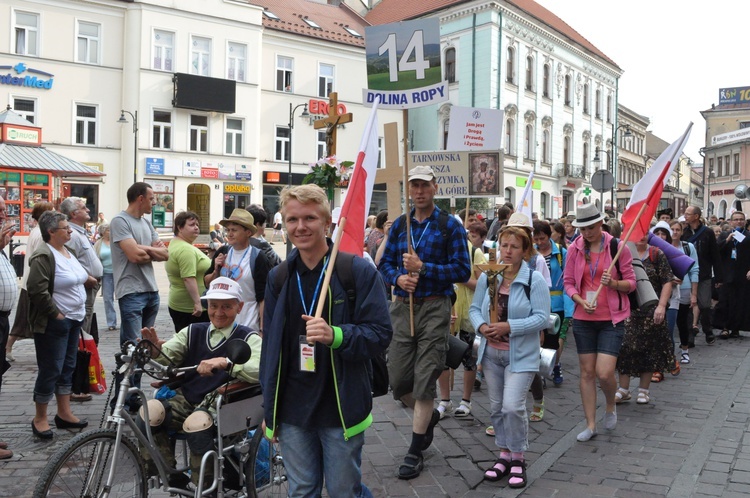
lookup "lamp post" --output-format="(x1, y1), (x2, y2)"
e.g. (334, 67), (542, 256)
(286, 102), (310, 256)
(117, 110), (138, 184)
(594, 124), (633, 214)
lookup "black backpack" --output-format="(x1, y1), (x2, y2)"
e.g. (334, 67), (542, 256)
(271, 253), (389, 398)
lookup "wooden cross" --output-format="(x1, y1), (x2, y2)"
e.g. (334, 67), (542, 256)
(313, 92), (353, 157)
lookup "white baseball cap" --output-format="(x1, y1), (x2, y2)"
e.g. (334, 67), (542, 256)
(202, 277), (244, 302)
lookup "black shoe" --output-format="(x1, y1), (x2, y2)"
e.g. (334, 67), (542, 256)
(397, 453), (424, 480)
(421, 409), (440, 451)
(167, 471), (192, 489)
(31, 421), (54, 439)
(54, 415), (89, 430)
(706, 333), (716, 345)
(730, 330), (741, 338)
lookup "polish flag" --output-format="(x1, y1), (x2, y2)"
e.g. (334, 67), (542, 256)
(336, 101), (380, 256)
(621, 123), (693, 243)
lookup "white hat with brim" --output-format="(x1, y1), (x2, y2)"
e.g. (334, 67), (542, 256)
(571, 203), (605, 228)
(408, 166), (435, 182)
(201, 277), (244, 304)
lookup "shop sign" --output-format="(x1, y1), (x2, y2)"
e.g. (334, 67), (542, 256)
(0, 62), (54, 90)
(225, 183), (251, 194)
(515, 177), (541, 190)
(308, 99), (347, 117)
(4, 125), (39, 144)
(710, 188), (735, 196)
(265, 172), (281, 183)
(201, 168), (219, 179)
(235, 172), (251, 181)
(145, 158), (165, 175)
(183, 161), (200, 177)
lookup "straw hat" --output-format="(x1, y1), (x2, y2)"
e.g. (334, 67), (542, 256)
(219, 209), (257, 234)
(571, 203), (605, 228)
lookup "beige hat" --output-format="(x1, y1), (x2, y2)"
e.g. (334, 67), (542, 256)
(571, 203), (605, 228)
(507, 212), (532, 229)
(408, 166), (435, 182)
(219, 208), (257, 234)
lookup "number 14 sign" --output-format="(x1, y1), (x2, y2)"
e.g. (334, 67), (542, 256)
(364, 18), (449, 110)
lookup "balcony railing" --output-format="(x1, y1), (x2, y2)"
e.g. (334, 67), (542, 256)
(553, 163), (588, 180)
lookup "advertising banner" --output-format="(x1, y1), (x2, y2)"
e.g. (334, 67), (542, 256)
(446, 106), (504, 150)
(364, 19), (448, 109)
(407, 150), (502, 198)
(719, 86), (750, 105)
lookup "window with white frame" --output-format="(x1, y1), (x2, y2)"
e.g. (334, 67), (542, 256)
(227, 42), (246, 82)
(583, 142), (589, 169)
(189, 115), (208, 152)
(607, 95), (613, 123)
(13, 97), (36, 124)
(190, 36), (211, 76)
(583, 83), (590, 114)
(153, 30), (174, 72)
(542, 129), (550, 163)
(540, 192), (549, 219)
(595, 89), (602, 119)
(734, 153), (740, 175)
(225, 118), (243, 155)
(564, 75), (572, 106)
(505, 119), (515, 155)
(14, 11), (39, 56)
(445, 48), (456, 83)
(76, 21), (100, 64)
(543, 63), (551, 98)
(525, 55), (534, 91)
(318, 63), (334, 98)
(276, 56), (293, 92)
(563, 137), (570, 166)
(275, 126), (290, 161)
(152, 110), (172, 149)
(506, 47), (516, 84)
(75, 104), (97, 146)
(316, 130), (326, 160)
(524, 124), (533, 159)
(505, 187), (514, 206)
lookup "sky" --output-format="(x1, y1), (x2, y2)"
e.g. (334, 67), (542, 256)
(534, 0), (748, 163)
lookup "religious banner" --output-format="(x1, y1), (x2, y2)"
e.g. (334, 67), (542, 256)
(363, 18), (448, 109)
(407, 150), (502, 198)
(446, 106), (504, 150)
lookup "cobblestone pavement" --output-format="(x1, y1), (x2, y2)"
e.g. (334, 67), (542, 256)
(2, 247), (749, 497)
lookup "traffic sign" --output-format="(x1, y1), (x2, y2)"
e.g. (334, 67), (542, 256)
(591, 169), (614, 193)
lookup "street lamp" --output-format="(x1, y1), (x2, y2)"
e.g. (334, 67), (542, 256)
(117, 110), (138, 184)
(593, 124), (633, 213)
(286, 102), (310, 256)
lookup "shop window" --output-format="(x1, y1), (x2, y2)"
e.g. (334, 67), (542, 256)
(152, 110), (172, 149)
(189, 115), (208, 153)
(150, 179), (175, 229)
(153, 29), (174, 72)
(14, 10), (39, 56)
(76, 21), (100, 64)
(227, 42), (246, 82)
(0, 171), (51, 234)
(75, 104), (97, 146)
(276, 56), (293, 92)
(318, 63), (334, 98)
(191, 36), (211, 76)
(225, 117), (243, 155)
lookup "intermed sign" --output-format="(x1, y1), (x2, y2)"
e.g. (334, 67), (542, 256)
(0, 63), (54, 90)
(363, 19), (448, 109)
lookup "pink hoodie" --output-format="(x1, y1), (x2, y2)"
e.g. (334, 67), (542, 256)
(563, 231), (636, 325)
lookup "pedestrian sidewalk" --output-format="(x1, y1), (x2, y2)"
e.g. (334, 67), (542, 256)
(1, 260), (749, 497)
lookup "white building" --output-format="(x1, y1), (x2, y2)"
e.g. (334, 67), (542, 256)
(0, 0), (402, 237)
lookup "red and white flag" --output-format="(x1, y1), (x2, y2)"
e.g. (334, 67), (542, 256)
(335, 101), (380, 256)
(621, 123), (693, 243)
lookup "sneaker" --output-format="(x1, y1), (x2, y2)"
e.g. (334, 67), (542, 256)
(552, 364), (563, 385)
(680, 351), (690, 364)
(485, 425), (495, 437)
(437, 400), (453, 420)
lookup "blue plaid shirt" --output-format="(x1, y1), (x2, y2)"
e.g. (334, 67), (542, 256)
(379, 206), (471, 298)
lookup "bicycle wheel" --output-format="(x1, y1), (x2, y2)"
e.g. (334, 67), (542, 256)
(34, 428), (147, 498)
(246, 429), (288, 498)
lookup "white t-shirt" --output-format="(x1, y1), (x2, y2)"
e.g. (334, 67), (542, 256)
(273, 212), (283, 228)
(219, 246), (259, 330)
(50, 245), (88, 321)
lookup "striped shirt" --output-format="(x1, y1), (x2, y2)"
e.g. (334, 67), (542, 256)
(379, 206), (471, 298)
(0, 250), (17, 312)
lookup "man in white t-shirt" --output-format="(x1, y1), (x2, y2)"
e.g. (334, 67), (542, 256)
(205, 209), (271, 332)
(271, 209), (286, 244)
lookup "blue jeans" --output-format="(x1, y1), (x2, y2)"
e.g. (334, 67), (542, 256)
(33, 318), (82, 404)
(278, 423), (372, 498)
(118, 291), (159, 345)
(101, 273), (117, 328)
(666, 308), (677, 351)
(481, 347), (535, 452)
(112, 292), (159, 411)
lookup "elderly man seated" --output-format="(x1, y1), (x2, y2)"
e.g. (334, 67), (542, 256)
(139, 276), (261, 487)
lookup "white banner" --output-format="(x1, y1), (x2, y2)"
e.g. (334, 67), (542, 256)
(446, 106), (504, 150)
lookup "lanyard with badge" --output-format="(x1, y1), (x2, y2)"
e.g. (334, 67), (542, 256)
(296, 257), (328, 373)
(584, 235), (604, 305)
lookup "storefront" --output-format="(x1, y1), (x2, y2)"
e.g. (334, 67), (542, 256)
(0, 109), (104, 236)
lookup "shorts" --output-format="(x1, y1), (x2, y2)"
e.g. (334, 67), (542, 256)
(273, 223), (282, 231)
(388, 297), (450, 401)
(572, 319), (624, 356)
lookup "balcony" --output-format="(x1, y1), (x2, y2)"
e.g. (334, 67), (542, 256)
(553, 163), (588, 180)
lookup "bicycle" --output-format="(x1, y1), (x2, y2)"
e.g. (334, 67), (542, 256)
(33, 339), (288, 497)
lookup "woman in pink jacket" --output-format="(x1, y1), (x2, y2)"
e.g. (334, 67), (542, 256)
(563, 204), (636, 442)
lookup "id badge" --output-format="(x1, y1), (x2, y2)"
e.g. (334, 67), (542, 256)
(732, 248), (737, 260)
(299, 337), (316, 373)
(586, 291), (597, 307)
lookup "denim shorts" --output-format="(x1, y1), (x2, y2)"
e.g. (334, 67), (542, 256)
(572, 319), (624, 356)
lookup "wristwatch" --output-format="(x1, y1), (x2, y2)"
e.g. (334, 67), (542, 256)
(418, 264), (427, 277)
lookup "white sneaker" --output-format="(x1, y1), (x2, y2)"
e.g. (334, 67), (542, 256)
(437, 400), (453, 419)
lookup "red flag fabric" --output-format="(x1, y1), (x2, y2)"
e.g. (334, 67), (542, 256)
(621, 123), (693, 243)
(336, 101), (380, 256)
